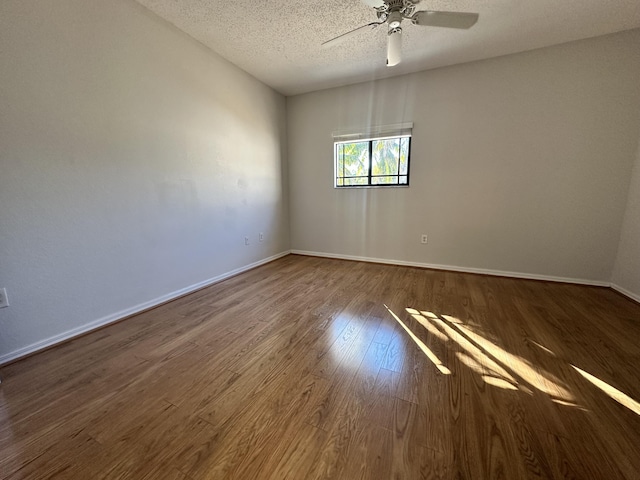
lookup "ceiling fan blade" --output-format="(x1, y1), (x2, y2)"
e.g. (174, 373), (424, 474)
(362, 0), (386, 8)
(322, 22), (384, 48)
(412, 11), (479, 29)
(387, 28), (402, 67)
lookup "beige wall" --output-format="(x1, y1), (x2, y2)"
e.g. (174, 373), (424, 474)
(612, 130), (640, 300)
(287, 29), (640, 283)
(0, 0), (289, 361)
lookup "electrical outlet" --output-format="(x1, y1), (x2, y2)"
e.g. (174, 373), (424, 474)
(244, 236), (250, 246)
(0, 288), (9, 308)
(259, 232), (264, 242)
(421, 234), (428, 244)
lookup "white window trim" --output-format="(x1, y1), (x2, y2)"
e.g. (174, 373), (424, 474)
(332, 122), (413, 142)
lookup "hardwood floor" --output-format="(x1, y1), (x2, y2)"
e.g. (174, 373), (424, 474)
(1, 254), (640, 479)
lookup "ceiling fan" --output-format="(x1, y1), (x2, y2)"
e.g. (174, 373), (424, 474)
(322, 0), (479, 67)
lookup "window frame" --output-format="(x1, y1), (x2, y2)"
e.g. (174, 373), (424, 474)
(333, 133), (412, 189)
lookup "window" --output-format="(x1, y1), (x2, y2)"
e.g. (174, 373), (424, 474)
(333, 124), (412, 188)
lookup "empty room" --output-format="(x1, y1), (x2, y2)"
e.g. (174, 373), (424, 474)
(2, 0), (640, 478)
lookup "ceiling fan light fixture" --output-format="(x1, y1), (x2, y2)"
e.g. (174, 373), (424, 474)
(387, 26), (402, 67)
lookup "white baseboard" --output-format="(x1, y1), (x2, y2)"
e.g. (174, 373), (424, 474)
(3, 250), (636, 366)
(0, 251), (291, 366)
(290, 249), (611, 287)
(611, 284), (640, 304)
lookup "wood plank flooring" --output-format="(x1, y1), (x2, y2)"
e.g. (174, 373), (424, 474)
(1, 254), (640, 479)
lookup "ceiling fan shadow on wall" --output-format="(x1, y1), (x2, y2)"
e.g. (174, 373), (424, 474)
(322, 0), (479, 67)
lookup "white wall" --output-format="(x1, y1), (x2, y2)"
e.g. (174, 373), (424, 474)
(287, 30), (640, 284)
(0, 0), (289, 362)
(612, 130), (640, 301)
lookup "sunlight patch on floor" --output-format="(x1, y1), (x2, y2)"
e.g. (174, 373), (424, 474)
(406, 309), (449, 342)
(385, 305), (451, 375)
(482, 375), (519, 390)
(393, 305), (640, 414)
(530, 340), (556, 356)
(397, 306), (581, 403)
(453, 322), (573, 401)
(571, 365), (640, 415)
(428, 315), (518, 384)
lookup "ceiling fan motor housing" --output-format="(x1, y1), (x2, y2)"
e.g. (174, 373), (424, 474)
(388, 11), (403, 29)
(376, 0), (418, 22)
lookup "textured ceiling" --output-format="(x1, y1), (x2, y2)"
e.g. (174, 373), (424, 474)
(135, 0), (640, 95)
